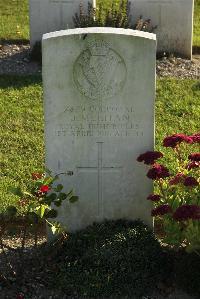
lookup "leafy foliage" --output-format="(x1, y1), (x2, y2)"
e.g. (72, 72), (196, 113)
(73, 1), (157, 32)
(7, 170), (78, 234)
(53, 219), (170, 298)
(0, 170), (78, 286)
(138, 133), (200, 253)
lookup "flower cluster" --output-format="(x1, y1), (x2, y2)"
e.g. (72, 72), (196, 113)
(189, 133), (200, 143)
(137, 132), (200, 252)
(173, 205), (200, 221)
(137, 151), (163, 165)
(147, 194), (161, 202)
(163, 134), (193, 148)
(169, 173), (199, 187)
(183, 176), (199, 187)
(151, 205), (172, 217)
(187, 161), (199, 170)
(189, 153), (200, 162)
(169, 173), (186, 185)
(147, 164), (170, 180)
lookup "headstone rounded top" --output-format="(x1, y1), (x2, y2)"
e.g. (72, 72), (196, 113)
(42, 27), (156, 41)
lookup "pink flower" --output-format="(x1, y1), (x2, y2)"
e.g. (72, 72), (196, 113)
(39, 185), (50, 193)
(169, 173), (186, 185)
(187, 161), (200, 170)
(137, 151), (163, 165)
(188, 153), (200, 162)
(189, 133), (200, 144)
(151, 205), (172, 217)
(147, 164), (170, 180)
(147, 194), (161, 202)
(163, 134), (193, 148)
(173, 205), (200, 221)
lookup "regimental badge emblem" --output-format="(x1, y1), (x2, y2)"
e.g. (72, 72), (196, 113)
(73, 39), (127, 100)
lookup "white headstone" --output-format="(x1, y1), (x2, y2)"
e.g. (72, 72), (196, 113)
(29, 0), (91, 47)
(131, 0), (194, 59)
(42, 27), (156, 232)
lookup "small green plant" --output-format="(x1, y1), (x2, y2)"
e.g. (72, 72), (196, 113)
(0, 170), (78, 285)
(73, 1), (157, 32)
(137, 133), (200, 254)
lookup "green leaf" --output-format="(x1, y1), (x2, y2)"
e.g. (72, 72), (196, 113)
(54, 184), (63, 192)
(54, 199), (62, 207)
(46, 209), (58, 219)
(44, 176), (53, 185)
(35, 204), (49, 218)
(47, 193), (57, 201)
(59, 192), (67, 201)
(8, 186), (23, 197)
(69, 196), (79, 203)
(66, 189), (74, 198)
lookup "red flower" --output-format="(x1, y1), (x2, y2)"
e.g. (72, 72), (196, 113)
(188, 153), (200, 162)
(137, 151), (163, 165)
(151, 205), (172, 217)
(173, 205), (200, 221)
(189, 133), (200, 143)
(39, 185), (50, 193)
(183, 176), (199, 187)
(147, 194), (161, 202)
(187, 161), (200, 170)
(147, 164), (170, 180)
(32, 173), (43, 180)
(169, 173), (186, 185)
(163, 134), (193, 148)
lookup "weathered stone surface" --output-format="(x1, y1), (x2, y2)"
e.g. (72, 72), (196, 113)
(131, 0), (194, 59)
(42, 27), (156, 232)
(29, 0), (90, 47)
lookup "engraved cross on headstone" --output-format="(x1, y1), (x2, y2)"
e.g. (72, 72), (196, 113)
(77, 142), (122, 217)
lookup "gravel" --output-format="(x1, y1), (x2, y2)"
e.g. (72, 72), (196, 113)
(0, 42), (199, 78)
(0, 43), (41, 75)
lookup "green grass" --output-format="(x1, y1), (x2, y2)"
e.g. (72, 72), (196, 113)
(0, 76), (199, 211)
(0, 0), (199, 47)
(0, 75), (44, 210)
(194, 0), (200, 48)
(0, 0), (29, 40)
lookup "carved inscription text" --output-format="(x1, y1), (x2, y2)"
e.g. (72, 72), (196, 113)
(55, 104), (143, 138)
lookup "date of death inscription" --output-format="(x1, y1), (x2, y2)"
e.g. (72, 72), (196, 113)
(54, 105), (144, 138)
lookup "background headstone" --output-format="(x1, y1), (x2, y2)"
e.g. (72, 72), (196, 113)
(29, 0), (91, 47)
(42, 27), (156, 232)
(131, 0), (194, 59)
